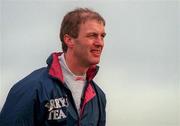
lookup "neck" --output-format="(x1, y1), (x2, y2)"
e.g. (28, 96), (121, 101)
(64, 52), (89, 76)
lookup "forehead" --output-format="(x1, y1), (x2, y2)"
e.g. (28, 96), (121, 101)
(79, 19), (105, 33)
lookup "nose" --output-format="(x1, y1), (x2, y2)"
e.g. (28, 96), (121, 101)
(94, 36), (104, 47)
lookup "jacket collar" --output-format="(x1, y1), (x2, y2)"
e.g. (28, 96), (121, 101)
(46, 52), (99, 83)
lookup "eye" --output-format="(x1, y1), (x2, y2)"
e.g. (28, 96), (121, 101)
(87, 33), (98, 38)
(101, 33), (106, 38)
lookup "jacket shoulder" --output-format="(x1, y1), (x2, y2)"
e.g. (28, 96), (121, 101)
(0, 67), (49, 125)
(12, 67), (48, 88)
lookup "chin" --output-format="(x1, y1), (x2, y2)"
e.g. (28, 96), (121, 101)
(87, 54), (101, 65)
(89, 59), (100, 65)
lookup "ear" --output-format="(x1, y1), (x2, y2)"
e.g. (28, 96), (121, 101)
(64, 34), (74, 48)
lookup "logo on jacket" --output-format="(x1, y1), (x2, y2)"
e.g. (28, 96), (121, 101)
(45, 96), (69, 120)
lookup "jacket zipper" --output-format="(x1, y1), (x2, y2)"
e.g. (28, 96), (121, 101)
(58, 81), (89, 126)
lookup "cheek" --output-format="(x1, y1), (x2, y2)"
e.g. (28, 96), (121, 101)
(80, 44), (91, 52)
(75, 40), (92, 54)
(75, 45), (89, 56)
(101, 41), (105, 48)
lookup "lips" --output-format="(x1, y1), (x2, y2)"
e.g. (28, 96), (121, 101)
(91, 49), (101, 56)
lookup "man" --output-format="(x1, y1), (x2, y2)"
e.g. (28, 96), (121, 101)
(0, 8), (106, 126)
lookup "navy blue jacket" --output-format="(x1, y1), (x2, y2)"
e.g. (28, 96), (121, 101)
(0, 52), (106, 126)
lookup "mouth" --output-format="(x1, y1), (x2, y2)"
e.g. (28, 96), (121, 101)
(90, 49), (102, 56)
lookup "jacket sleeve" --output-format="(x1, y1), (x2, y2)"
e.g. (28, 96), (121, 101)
(97, 91), (106, 126)
(0, 79), (41, 126)
(92, 81), (107, 126)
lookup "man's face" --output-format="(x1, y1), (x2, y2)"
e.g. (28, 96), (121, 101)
(72, 19), (106, 67)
